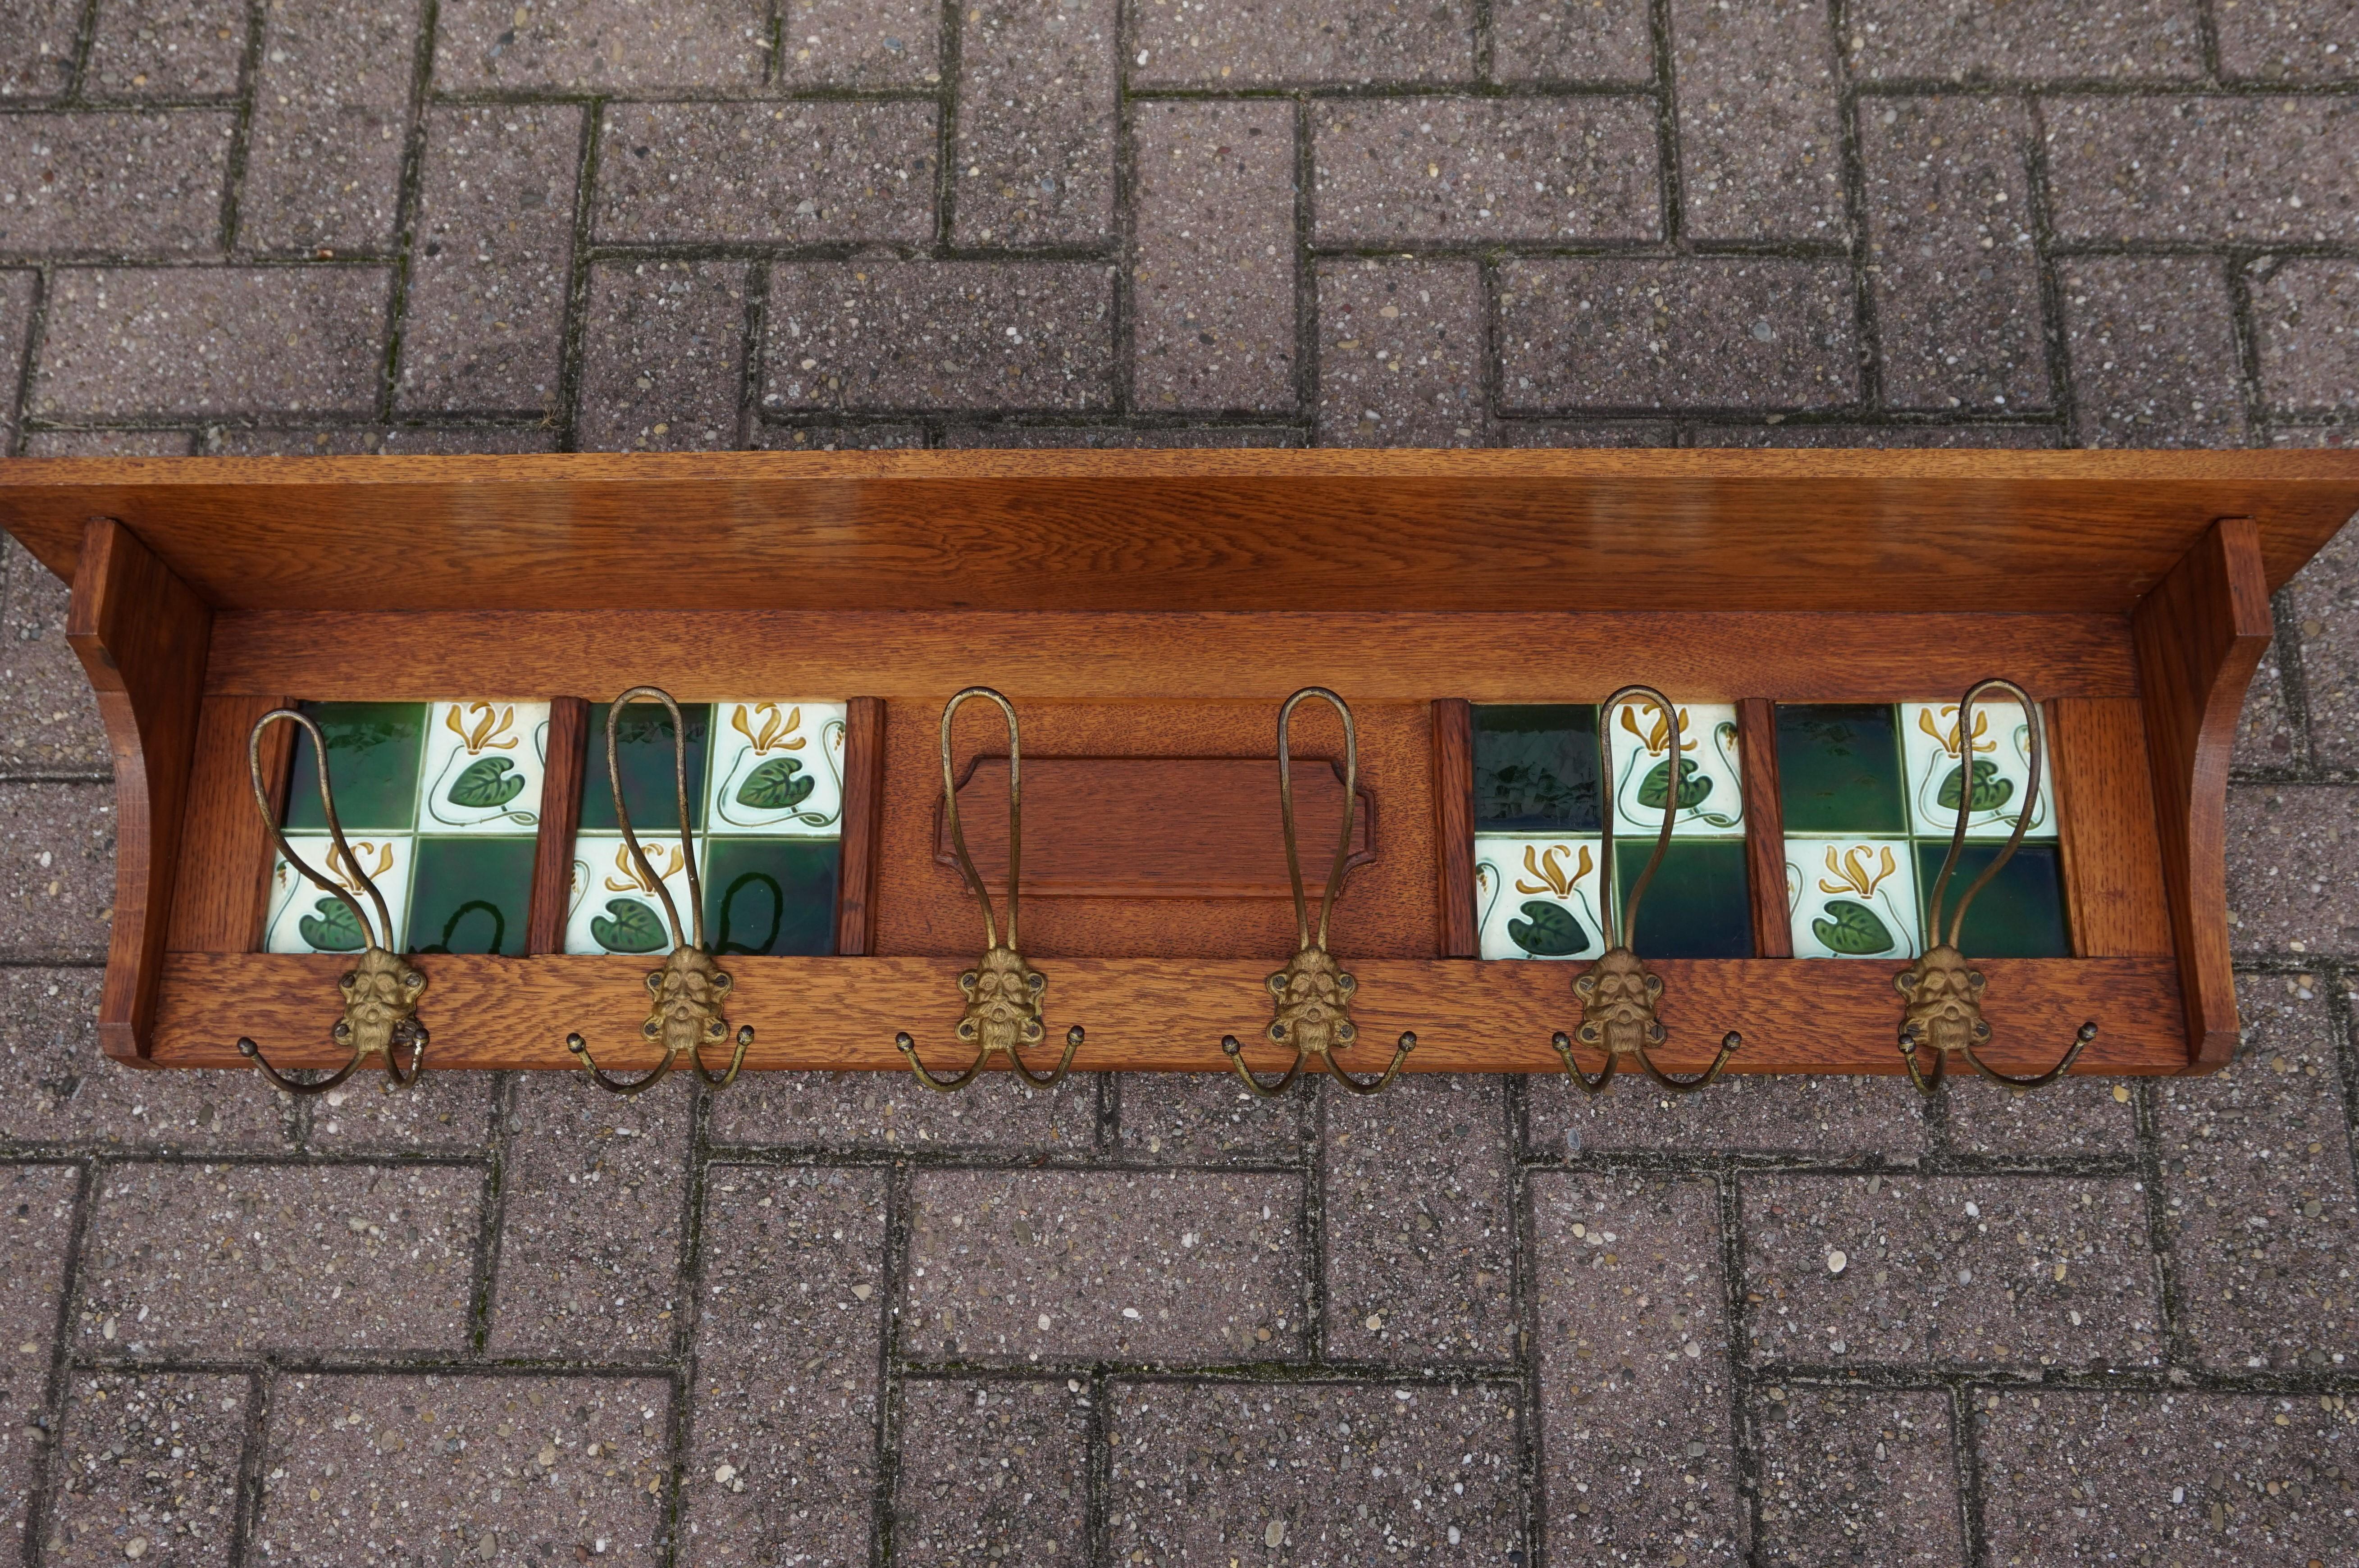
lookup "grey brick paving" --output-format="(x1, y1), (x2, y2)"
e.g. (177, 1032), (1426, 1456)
(4, 3), (2359, 1560)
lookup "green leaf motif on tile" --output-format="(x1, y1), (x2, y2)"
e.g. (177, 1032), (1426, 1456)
(1509, 900), (1592, 958)
(447, 755), (527, 810)
(1811, 898), (1896, 956)
(736, 756), (816, 812)
(1936, 758), (2014, 813)
(1636, 756), (1713, 811)
(590, 898), (668, 954)
(298, 896), (365, 953)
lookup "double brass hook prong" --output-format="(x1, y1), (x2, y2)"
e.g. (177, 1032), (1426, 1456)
(1220, 687), (1416, 1097)
(895, 687), (1084, 1093)
(565, 687), (753, 1095)
(1550, 686), (1742, 1095)
(238, 709), (429, 1094)
(1896, 678), (2097, 1094)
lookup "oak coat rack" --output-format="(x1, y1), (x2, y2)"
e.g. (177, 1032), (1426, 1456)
(5, 449), (2354, 1080)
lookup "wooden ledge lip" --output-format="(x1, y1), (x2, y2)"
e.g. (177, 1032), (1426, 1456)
(154, 951), (2186, 1076)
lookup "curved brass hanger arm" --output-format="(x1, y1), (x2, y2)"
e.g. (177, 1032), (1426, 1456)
(566, 687), (753, 1095)
(237, 708), (429, 1094)
(1895, 678), (2096, 1094)
(1219, 687), (1415, 1099)
(1551, 686), (1741, 1096)
(895, 687), (1085, 1093)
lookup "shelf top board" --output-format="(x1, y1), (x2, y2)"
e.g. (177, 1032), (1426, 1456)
(5, 449), (2356, 615)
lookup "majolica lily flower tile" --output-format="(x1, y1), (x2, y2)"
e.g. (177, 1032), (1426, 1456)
(1602, 695), (1743, 839)
(1785, 836), (1924, 962)
(265, 834), (416, 956)
(566, 831), (702, 957)
(703, 701), (848, 837)
(1475, 835), (1608, 961)
(1898, 699), (2058, 841)
(267, 700), (545, 956)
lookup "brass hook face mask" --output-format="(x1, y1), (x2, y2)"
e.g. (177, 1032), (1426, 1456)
(894, 687), (1084, 1093)
(1550, 685), (1741, 1096)
(238, 708), (429, 1094)
(1895, 678), (2097, 1094)
(1220, 686), (1415, 1097)
(565, 687), (753, 1095)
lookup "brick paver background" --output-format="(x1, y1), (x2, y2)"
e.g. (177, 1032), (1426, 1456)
(3, 2), (2359, 1564)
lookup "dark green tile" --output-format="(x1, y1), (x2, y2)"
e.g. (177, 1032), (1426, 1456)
(1912, 843), (2070, 960)
(1473, 704), (1599, 832)
(581, 701), (709, 834)
(1613, 838), (1753, 960)
(284, 702), (426, 832)
(1775, 703), (1907, 835)
(703, 837), (839, 957)
(406, 837), (536, 956)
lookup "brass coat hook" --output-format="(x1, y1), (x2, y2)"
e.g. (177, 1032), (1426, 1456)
(1897, 678), (2097, 1094)
(895, 687), (1084, 1092)
(238, 709), (429, 1094)
(1551, 686), (1742, 1095)
(1220, 687), (1416, 1097)
(565, 687), (753, 1095)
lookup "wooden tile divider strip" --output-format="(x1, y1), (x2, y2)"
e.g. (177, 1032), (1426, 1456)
(151, 952), (2187, 1076)
(835, 697), (886, 957)
(1430, 698), (1476, 958)
(1736, 698), (1793, 959)
(526, 697), (588, 957)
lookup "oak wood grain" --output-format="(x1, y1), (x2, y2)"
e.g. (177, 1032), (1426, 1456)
(1738, 697), (1793, 959)
(165, 695), (290, 954)
(876, 701), (1433, 961)
(5, 450), (2355, 612)
(202, 610), (2142, 702)
(2051, 697), (2173, 961)
(527, 697), (588, 957)
(65, 518), (212, 1062)
(933, 755), (1373, 899)
(148, 950), (2186, 1076)
(2131, 519), (2272, 1073)
(1431, 698), (1476, 958)
(835, 696), (885, 957)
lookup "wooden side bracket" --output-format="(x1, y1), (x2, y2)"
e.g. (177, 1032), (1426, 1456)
(65, 517), (213, 1062)
(2130, 517), (2272, 1073)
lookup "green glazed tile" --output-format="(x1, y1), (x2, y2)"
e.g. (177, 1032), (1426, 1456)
(580, 701), (710, 834)
(284, 702), (426, 832)
(1912, 843), (2070, 960)
(1473, 705), (1600, 832)
(1613, 839), (1753, 960)
(406, 837), (537, 956)
(1775, 703), (1907, 835)
(702, 837), (839, 957)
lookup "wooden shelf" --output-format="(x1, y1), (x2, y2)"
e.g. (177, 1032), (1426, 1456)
(7, 448), (2354, 1079)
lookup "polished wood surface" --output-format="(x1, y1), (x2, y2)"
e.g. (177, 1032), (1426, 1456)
(526, 697), (588, 957)
(876, 701), (1433, 961)
(1431, 699), (1477, 959)
(2051, 697), (2173, 961)
(834, 696), (885, 957)
(203, 610), (2142, 702)
(934, 756), (1373, 899)
(66, 519), (212, 1062)
(2132, 519), (2273, 1072)
(1737, 697), (1794, 960)
(150, 951), (2186, 1075)
(5, 451), (2356, 612)
(166, 695), (290, 955)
